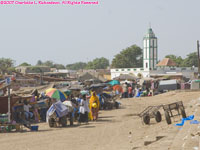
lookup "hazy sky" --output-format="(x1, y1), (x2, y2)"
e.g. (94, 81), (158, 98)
(0, 0), (200, 66)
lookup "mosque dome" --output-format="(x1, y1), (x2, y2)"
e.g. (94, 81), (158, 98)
(144, 28), (156, 39)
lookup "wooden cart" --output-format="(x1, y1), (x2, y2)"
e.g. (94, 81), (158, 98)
(139, 101), (186, 125)
(162, 101), (186, 124)
(138, 105), (163, 125)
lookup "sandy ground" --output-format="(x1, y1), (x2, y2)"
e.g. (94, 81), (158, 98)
(1, 90), (200, 150)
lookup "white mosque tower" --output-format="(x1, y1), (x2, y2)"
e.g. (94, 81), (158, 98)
(143, 27), (158, 71)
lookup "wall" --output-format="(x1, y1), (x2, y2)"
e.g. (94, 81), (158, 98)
(16, 66), (51, 74)
(151, 67), (197, 78)
(110, 68), (150, 79)
(111, 67), (198, 80)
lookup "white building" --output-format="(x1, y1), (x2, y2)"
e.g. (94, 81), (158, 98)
(143, 28), (158, 71)
(111, 28), (197, 79)
(111, 27), (157, 79)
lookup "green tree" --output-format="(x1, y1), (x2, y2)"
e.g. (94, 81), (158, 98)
(19, 62), (31, 66)
(43, 60), (54, 67)
(36, 60), (43, 66)
(66, 62), (87, 70)
(7, 67), (16, 74)
(53, 64), (65, 69)
(86, 57), (109, 69)
(182, 52), (198, 67)
(29, 66), (43, 73)
(165, 54), (183, 67)
(0, 58), (15, 74)
(111, 45), (143, 68)
(165, 54), (177, 61)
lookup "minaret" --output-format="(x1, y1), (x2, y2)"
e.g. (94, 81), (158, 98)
(143, 27), (158, 70)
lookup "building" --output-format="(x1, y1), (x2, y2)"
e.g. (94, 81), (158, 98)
(111, 27), (197, 80)
(77, 70), (110, 82)
(156, 58), (176, 67)
(111, 27), (157, 79)
(143, 28), (158, 71)
(16, 66), (51, 74)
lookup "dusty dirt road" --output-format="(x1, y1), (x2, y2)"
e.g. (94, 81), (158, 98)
(1, 90), (200, 150)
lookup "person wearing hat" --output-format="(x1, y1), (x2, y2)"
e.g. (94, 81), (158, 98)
(89, 91), (100, 121)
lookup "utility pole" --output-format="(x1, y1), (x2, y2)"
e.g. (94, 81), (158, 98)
(197, 40), (200, 79)
(6, 77), (11, 123)
(7, 85), (11, 123)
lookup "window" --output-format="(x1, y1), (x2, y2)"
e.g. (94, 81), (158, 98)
(146, 63), (148, 68)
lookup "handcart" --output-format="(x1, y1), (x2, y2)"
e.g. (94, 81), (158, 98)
(162, 101), (186, 124)
(138, 105), (163, 125)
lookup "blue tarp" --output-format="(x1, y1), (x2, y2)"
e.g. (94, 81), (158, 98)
(175, 115), (194, 126)
(54, 101), (68, 117)
(136, 92), (142, 97)
(108, 80), (120, 86)
(190, 120), (200, 124)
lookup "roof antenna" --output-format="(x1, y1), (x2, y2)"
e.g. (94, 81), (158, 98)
(149, 22), (151, 28)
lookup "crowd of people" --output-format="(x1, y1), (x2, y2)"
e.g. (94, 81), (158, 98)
(12, 90), (101, 126)
(12, 92), (49, 124)
(120, 82), (152, 98)
(12, 80), (155, 127)
(71, 91), (100, 125)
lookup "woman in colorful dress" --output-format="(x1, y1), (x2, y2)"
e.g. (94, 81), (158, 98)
(89, 91), (100, 121)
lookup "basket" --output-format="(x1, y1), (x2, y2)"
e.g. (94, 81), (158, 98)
(31, 125), (39, 131)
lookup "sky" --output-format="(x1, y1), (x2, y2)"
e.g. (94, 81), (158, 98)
(0, 0), (200, 66)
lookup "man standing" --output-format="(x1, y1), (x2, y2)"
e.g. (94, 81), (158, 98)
(122, 82), (128, 98)
(78, 94), (90, 124)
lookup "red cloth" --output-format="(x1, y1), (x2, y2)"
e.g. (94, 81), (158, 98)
(113, 85), (123, 93)
(128, 87), (132, 94)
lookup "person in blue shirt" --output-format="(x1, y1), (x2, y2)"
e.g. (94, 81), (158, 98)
(97, 94), (103, 109)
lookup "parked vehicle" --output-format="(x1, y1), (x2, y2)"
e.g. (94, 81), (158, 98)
(158, 80), (179, 92)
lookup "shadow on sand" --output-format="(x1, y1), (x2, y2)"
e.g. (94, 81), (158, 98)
(79, 125), (96, 128)
(124, 113), (139, 117)
(144, 136), (166, 146)
(98, 116), (115, 119)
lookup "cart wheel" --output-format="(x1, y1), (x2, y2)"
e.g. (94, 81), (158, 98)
(180, 107), (186, 118)
(165, 111), (171, 125)
(59, 116), (67, 127)
(69, 113), (74, 126)
(143, 115), (150, 125)
(154, 111), (162, 123)
(49, 118), (55, 128)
